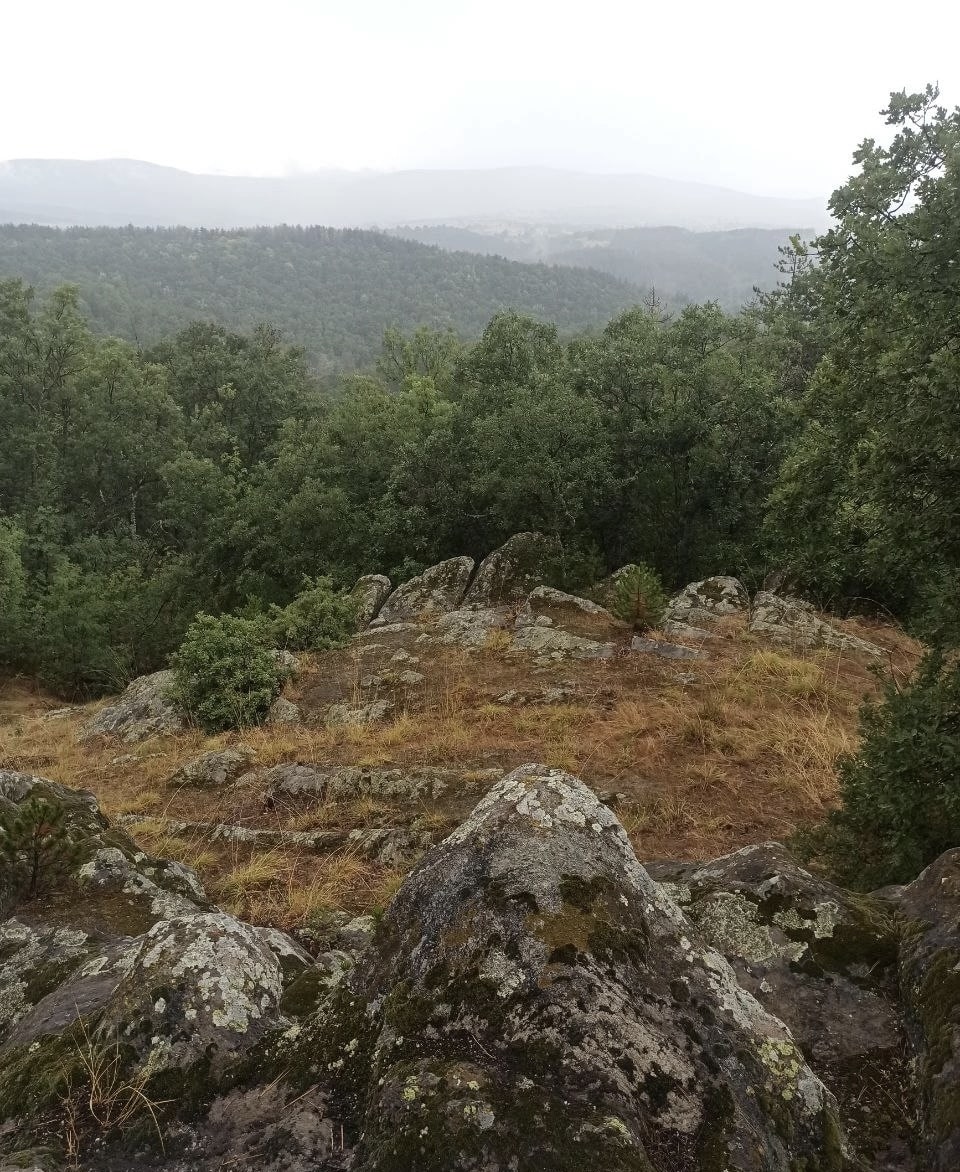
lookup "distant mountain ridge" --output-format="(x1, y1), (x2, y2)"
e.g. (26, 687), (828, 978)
(0, 158), (830, 232)
(0, 222), (645, 370)
(391, 224), (807, 309)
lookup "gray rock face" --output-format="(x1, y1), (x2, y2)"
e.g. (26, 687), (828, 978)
(511, 585), (617, 659)
(0, 771), (313, 1151)
(896, 847), (960, 1171)
(511, 622), (614, 660)
(266, 695), (302, 725)
(664, 576), (750, 630)
(262, 763), (460, 804)
(430, 605), (511, 648)
(304, 765), (846, 1170)
(325, 699), (394, 727)
(97, 911), (286, 1074)
(462, 532), (560, 608)
(377, 556), (475, 623)
(167, 746), (255, 788)
(518, 584), (613, 625)
(80, 669), (185, 743)
(749, 591), (884, 656)
(630, 636), (707, 661)
(648, 843), (910, 1167)
(352, 573), (393, 627)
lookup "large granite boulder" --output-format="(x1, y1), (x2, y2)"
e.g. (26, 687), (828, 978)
(352, 573), (393, 627)
(377, 557), (475, 623)
(462, 532), (561, 608)
(749, 592), (884, 656)
(295, 765), (849, 1170)
(80, 669), (186, 743)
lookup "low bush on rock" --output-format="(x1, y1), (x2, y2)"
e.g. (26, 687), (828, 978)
(268, 575), (357, 651)
(609, 563), (668, 631)
(799, 650), (960, 888)
(171, 613), (286, 733)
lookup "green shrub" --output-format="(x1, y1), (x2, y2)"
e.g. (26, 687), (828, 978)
(609, 563), (668, 631)
(171, 612), (284, 732)
(0, 796), (81, 900)
(268, 576), (357, 651)
(798, 651), (960, 888)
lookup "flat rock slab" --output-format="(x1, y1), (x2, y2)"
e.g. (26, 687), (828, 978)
(630, 636), (708, 660)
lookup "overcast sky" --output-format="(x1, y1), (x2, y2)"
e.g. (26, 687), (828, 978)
(3, 0), (957, 197)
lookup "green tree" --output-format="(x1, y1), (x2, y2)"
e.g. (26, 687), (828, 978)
(766, 86), (960, 623)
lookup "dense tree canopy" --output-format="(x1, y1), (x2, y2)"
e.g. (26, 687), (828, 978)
(2, 87), (958, 696)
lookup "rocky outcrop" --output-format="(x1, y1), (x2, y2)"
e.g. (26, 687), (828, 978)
(167, 746), (255, 788)
(462, 532), (561, 608)
(377, 556), (475, 623)
(0, 770), (310, 1144)
(352, 573), (393, 627)
(261, 763), (470, 804)
(663, 576), (750, 634)
(749, 592), (884, 656)
(895, 847), (960, 1171)
(9, 762), (960, 1169)
(298, 765), (849, 1170)
(648, 843), (910, 1165)
(80, 669), (185, 743)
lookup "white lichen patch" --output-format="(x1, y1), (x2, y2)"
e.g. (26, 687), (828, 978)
(773, 900), (841, 941)
(689, 892), (805, 965)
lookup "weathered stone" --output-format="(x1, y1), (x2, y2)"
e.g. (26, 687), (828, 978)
(431, 605), (511, 648)
(298, 765), (848, 1170)
(512, 623), (614, 660)
(630, 636), (708, 661)
(648, 842), (909, 1167)
(664, 576), (750, 629)
(462, 532), (561, 608)
(263, 763), (458, 804)
(269, 648), (300, 673)
(97, 911), (286, 1074)
(325, 699), (394, 727)
(167, 745), (255, 788)
(377, 556), (475, 622)
(518, 584), (613, 625)
(352, 573), (393, 628)
(749, 591), (884, 656)
(267, 696), (302, 725)
(80, 669), (185, 743)
(896, 847), (960, 1171)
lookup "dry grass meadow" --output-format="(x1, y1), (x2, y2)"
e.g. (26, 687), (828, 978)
(0, 610), (920, 931)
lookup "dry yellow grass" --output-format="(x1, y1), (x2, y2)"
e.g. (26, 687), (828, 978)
(0, 610), (921, 927)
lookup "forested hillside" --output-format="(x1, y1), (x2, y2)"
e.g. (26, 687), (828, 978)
(393, 224), (806, 310)
(0, 224), (642, 370)
(1, 87), (958, 699)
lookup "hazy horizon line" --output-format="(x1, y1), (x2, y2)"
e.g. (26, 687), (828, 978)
(0, 155), (828, 203)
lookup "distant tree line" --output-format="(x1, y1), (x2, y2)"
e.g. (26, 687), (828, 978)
(0, 224), (642, 373)
(1, 88), (958, 696)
